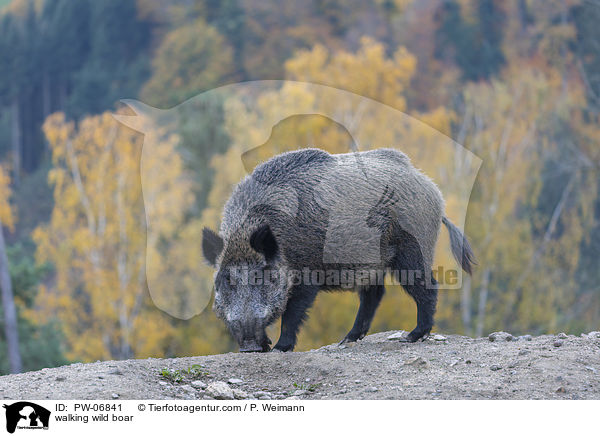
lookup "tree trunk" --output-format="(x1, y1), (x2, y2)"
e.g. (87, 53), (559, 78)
(461, 274), (472, 336)
(116, 170), (133, 360)
(0, 218), (22, 373)
(58, 79), (67, 112)
(42, 71), (51, 120)
(10, 98), (21, 185)
(476, 268), (490, 338)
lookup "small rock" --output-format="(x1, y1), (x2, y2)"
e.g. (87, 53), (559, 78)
(490, 365), (502, 371)
(111, 393), (119, 399)
(158, 381), (168, 386)
(338, 345), (347, 349)
(253, 391), (272, 400)
(286, 396), (301, 400)
(556, 387), (566, 394)
(508, 362), (517, 368)
(354, 379), (362, 384)
(293, 389), (308, 396)
(433, 334), (447, 341)
(519, 335), (532, 341)
(553, 340), (564, 348)
(518, 350), (530, 356)
(557, 332), (568, 339)
(587, 331), (600, 339)
(404, 357), (430, 368)
(228, 378), (244, 385)
(449, 359), (460, 367)
(206, 382), (235, 400)
(232, 389), (249, 400)
(109, 369), (124, 376)
(191, 380), (207, 389)
(55, 376), (66, 382)
(387, 331), (407, 341)
(488, 331), (513, 342)
(181, 385), (196, 394)
(585, 366), (597, 374)
(366, 387), (379, 392)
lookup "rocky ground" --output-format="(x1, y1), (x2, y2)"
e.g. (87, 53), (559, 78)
(1, 330), (599, 400)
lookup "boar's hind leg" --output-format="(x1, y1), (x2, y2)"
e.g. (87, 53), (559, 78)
(391, 227), (438, 342)
(403, 273), (438, 342)
(340, 285), (385, 344)
(273, 285), (319, 352)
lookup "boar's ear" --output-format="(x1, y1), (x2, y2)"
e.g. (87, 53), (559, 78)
(202, 228), (223, 267)
(250, 224), (278, 261)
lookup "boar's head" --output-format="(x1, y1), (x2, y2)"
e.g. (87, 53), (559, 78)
(202, 224), (288, 352)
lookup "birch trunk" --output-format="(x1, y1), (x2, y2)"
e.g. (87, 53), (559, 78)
(461, 274), (472, 336)
(476, 268), (491, 338)
(10, 98), (21, 185)
(0, 218), (22, 373)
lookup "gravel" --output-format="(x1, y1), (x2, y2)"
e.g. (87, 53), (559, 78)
(205, 381), (234, 400)
(553, 340), (564, 348)
(488, 331), (514, 342)
(1, 330), (599, 400)
(191, 380), (207, 389)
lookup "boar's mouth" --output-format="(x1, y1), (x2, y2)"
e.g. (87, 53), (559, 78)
(239, 337), (271, 353)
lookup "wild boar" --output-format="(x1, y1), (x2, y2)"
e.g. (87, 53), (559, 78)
(202, 148), (475, 352)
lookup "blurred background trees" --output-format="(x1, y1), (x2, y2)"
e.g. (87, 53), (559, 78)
(0, 0), (598, 372)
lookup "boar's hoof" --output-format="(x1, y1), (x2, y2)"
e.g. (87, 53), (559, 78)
(406, 329), (431, 343)
(339, 332), (365, 345)
(273, 342), (294, 352)
(261, 339), (272, 352)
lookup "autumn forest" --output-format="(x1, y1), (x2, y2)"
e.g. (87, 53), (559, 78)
(0, 0), (599, 374)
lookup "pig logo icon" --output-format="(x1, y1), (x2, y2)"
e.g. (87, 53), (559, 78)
(3, 402), (50, 433)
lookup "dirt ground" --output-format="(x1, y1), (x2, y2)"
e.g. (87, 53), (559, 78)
(1, 330), (599, 400)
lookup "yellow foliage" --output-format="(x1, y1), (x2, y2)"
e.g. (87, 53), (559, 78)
(34, 111), (194, 361)
(0, 166), (15, 231)
(285, 37), (416, 112)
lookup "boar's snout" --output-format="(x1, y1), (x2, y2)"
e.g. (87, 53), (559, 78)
(239, 334), (271, 353)
(239, 340), (268, 353)
(228, 316), (272, 353)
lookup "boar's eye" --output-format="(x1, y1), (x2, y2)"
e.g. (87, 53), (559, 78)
(250, 224), (278, 261)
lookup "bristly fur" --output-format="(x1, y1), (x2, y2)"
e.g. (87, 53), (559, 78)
(203, 148), (476, 351)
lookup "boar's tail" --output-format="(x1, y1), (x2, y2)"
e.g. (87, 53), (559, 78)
(442, 216), (476, 275)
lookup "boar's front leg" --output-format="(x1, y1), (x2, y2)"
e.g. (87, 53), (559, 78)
(340, 284), (385, 344)
(273, 285), (319, 352)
